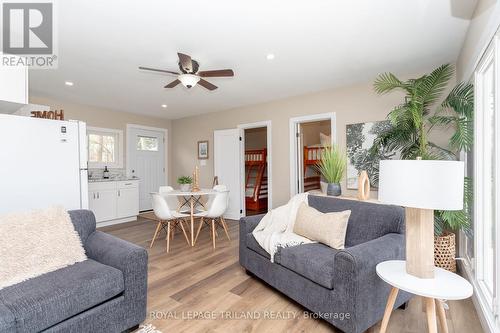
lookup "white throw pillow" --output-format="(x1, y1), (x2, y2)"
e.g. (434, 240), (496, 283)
(293, 203), (351, 249)
(0, 207), (87, 290)
(320, 132), (331, 146)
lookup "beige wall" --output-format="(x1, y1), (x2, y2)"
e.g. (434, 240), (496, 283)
(301, 120), (331, 146)
(171, 76), (455, 207)
(244, 127), (267, 150)
(29, 96), (173, 182)
(28, 71), (456, 208)
(456, 0), (500, 81)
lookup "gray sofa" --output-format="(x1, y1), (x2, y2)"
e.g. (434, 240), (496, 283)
(0, 210), (148, 333)
(239, 195), (412, 333)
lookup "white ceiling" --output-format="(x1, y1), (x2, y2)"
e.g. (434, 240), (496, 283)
(29, 0), (476, 119)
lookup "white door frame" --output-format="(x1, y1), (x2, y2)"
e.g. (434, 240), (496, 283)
(125, 124), (169, 185)
(289, 112), (336, 197)
(238, 120), (273, 216)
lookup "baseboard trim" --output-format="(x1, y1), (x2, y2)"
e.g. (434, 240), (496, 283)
(97, 216), (137, 228)
(224, 213), (241, 221)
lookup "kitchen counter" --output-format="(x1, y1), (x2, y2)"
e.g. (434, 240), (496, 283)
(88, 177), (139, 183)
(88, 179), (140, 226)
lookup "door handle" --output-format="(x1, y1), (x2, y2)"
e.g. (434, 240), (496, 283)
(118, 190), (120, 196)
(93, 193), (95, 199)
(97, 192), (100, 199)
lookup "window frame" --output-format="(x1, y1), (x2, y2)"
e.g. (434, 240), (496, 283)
(87, 126), (124, 169)
(459, 150), (475, 270)
(473, 35), (499, 321)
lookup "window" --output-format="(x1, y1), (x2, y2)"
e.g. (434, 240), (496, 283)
(136, 135), (159, 151)
(87, 127), (123, 168)
(460, 150), (474, 267)
(473, 35), (499, 322)
(480, 56), (496, 296)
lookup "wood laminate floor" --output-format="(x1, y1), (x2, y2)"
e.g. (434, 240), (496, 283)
(101, 217), (484, 333)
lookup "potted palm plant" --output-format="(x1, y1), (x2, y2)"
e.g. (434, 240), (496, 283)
(177, 176), (193, 192)
(372, 63), (473, 272)
(429, 82), (474, 272)
(316, 144), (347, 196)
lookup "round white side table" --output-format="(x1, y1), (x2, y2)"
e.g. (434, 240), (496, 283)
(376, 260), (473, 333)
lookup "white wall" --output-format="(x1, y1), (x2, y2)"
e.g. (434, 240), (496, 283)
(456, 0), (500, 81)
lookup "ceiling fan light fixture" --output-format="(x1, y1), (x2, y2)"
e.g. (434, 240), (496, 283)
(140, 52), (232, 91)
(178, 74), (200, 89)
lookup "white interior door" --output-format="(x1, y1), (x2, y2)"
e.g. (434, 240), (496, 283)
(128, 127), (165, 211)
(214, 129), (242, 220)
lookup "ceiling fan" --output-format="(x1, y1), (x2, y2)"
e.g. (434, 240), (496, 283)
(139, 53), (234, 91)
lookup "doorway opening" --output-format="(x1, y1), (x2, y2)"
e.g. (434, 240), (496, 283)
(243, 127), (269, 216)
(301, 120), (331, 193)
(289, 113), (336, 196)
(213, 122), (272, 220)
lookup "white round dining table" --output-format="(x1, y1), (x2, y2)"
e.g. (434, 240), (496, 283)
(161, 189), (216, 246)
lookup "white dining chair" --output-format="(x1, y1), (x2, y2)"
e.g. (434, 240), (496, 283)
(193, 186), (230, 249)
(159, 186), (189, 213)
(159, 185), (174, 193)
(150, 192), (190, 253)
(195, 184), (226, 212)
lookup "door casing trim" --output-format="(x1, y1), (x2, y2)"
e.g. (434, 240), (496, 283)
(288, 112), (336, 197)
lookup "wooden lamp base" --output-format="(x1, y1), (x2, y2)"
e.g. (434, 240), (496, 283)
(405, 207), (435, 279)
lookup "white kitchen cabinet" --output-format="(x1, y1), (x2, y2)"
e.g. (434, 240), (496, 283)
(0, 56), (28, 113)
(88, 180), (139, 225)
(116, 181), (139, 219)
(90, 188), (117, 222)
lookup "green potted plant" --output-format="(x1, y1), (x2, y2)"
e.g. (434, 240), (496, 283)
(177, 176), (193, 192)
(316, 144), (347, 196)
(372, 63), (473, 272)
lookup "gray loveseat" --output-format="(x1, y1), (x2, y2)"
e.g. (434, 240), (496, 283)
(0, 210), (148, 333)
(239, 195), (412, 333)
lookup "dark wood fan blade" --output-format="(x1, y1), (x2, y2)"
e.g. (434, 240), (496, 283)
(138, 66), (179, 75)
(198, 69), (234, 77)
(164, 79), (181, 88)
(198, 79), (218, 91)
(177, 53), (193, 73)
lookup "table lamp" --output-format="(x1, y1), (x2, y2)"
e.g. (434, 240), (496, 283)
(378, 159), (464, 279)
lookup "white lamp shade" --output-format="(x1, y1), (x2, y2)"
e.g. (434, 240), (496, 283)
(378, 160), (464, 210)
(178, 74), (200, 88)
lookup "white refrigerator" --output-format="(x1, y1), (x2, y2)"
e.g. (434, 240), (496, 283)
(0, 114), (88, 215)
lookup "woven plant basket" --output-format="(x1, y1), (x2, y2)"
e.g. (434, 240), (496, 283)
(434, 232), (456, 272)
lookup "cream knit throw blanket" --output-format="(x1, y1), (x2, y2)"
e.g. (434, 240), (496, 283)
(252, 193), (314, 262)
(0, 207), (87, 290)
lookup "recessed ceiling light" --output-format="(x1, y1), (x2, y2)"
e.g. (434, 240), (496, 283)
(65, 81), (74, 86)
(266, 54), (275, 60)
(161, 104), (167, 108)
